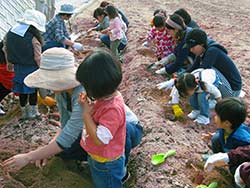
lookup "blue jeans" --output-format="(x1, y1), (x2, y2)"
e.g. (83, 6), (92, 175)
(125, 122), (143, 165)
(189, 92), (210, 118)
(42, 41), (66, 52)
(100, 35), (126, 51)
(88, 155), (125, 188)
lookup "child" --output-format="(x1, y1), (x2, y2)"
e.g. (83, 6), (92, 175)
(76, 50), (126, 188)
(0, 40), (14, 115)
(205, 145), (250, 188)
(144, 15), (175, 61)
(101, 5), (127, 59)
(157, 68), (222, 124)
(88, 7), (109, 32)
(149, 9), (167, 27)
(5, 9), (46, 119)
(210, 97), (250, 153)
(100, 1), (129, 27)
(155, 14), (193, 75)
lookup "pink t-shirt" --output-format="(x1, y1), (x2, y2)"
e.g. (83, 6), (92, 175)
(109, 17), (124, 41)
(80, 93), (126, 159)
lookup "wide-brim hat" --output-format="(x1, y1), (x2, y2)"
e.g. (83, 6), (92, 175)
(17, 9), (46, 32)
(24, 48), (80, 91)
(58, 4), (75, 14)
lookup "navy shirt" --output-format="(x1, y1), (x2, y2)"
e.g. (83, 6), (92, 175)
(187, 40), (242, 91)
(165, 27), (192, 74)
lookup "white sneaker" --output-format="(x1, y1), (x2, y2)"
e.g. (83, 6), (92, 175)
(155, 67), (167, 75)
(194, 115), (210, 125)
(0, 108), (5, 115)
(209, 99), (217, 110)
(187, 110), (200, 119)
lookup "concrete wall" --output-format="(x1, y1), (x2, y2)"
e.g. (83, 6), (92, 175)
(0, 0), (35, 40)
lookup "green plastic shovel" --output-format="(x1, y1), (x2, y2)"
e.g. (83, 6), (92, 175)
(196, 182), (218, 188)
(151, 150), (176, 165)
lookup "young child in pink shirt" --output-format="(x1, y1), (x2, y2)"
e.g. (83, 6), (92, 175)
(76, 50), (126, 188)
(104, 5), (127, 59)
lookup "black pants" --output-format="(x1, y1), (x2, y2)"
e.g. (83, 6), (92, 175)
(0, 83), (11, 102)
(19, 92), (37, 107)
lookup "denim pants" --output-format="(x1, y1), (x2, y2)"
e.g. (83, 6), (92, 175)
(88, 155), (125, 188)
(189, 92), (210, 118)
(125, 122), (143, 165)
(100, 34), (126, 51)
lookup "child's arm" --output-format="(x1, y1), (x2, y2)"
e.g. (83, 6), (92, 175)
(79, 93), (104, 146)
(147, 27), (156, 41)
(204, 83), (222, 101)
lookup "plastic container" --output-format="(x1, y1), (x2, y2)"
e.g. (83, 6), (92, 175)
(172, 104), (184, 117)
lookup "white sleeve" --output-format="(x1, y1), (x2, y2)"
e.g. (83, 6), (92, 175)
(205, 83), (222, 99)
(96, 125), (113, 145)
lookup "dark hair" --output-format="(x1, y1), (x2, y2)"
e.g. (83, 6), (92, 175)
(153, 9), (167, 17)
(153, 15), (166, 28)
(100, 1), (110, 8)
(105, 5), (119, 19)
(166, 14), (186, 42)
(58, 13), (72, 17)
(28, 25), (43, 45)
(175, 73), (206, 97)
(174, 8), (191, 26)
(215, 97), (247, 130)
(93, 7), (107, 19)
(76, 50), (122, 99)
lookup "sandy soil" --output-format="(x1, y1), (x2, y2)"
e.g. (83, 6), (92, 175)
(1, 0), (250, 187)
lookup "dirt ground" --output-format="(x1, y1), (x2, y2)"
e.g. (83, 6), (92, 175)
(1, 0), (250, 187)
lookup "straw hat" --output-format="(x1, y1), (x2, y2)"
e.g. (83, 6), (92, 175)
(24, 48), (80, 91)
(58, 4), (75, 14)
(17, 9), (46, 32)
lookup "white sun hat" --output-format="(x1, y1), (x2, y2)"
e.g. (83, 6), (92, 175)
(24, 48), (80, 91)
(17, 9), (46, 32)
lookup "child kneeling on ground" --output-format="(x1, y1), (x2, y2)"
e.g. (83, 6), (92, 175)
(209, 97), (250, 153)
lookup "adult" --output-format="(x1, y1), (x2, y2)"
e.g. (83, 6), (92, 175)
(155, 14), (193, 75)
(174, 8), (199, 29)
(3, 48), (142, 180)
(185, 28), (242, 97)
(42, 4), (83, 51)
(5, 9), (46, 119)
(35, 0), (55, 21)
(100, 1), (129, 27)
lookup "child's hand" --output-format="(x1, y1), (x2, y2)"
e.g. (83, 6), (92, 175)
(204, 153), (229, 172)
(79, 92), (87, 106)
(79, 92), (93, 115)
(201, 132), (214, 142)
(2, 153), (31, 172)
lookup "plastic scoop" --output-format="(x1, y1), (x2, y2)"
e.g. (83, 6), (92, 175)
(196, 182), (218, 188)
(151, 150), (176, 165)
